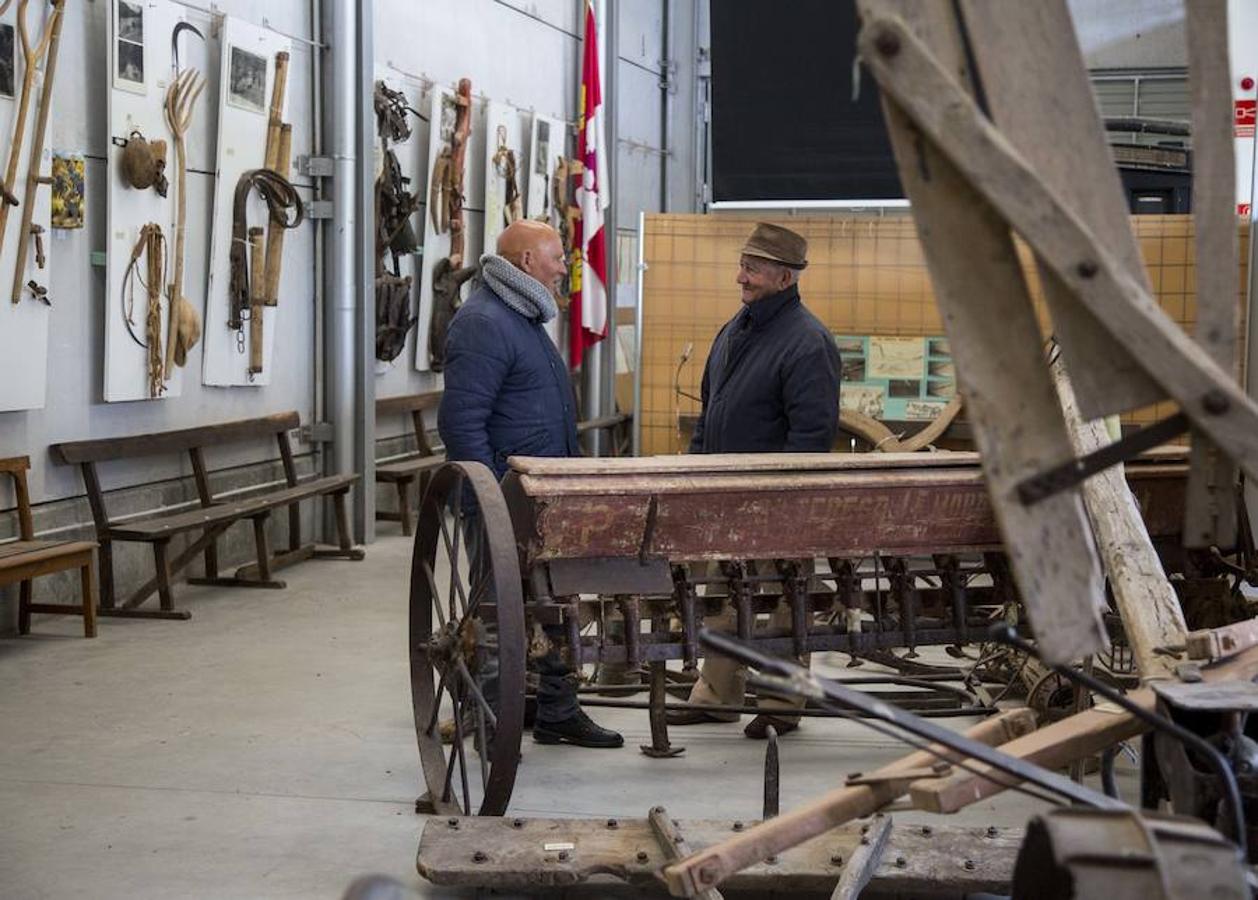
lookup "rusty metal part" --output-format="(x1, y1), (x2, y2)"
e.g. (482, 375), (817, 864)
(416, 816), (1020, 895)
(409, 462), (524, 816)
(1010, 808), (1246, 899)
(762, 727), (778, 820)
(640, 660), (683, 758)
(703, 627), (1123, 811)
(501, 452), (1189, 567)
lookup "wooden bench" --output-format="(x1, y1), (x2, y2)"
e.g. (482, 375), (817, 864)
(50, 412), (363, 621)
(375, 391), (445, 537)
(373, 393), (635, 535)
(0, 456), (98, 637)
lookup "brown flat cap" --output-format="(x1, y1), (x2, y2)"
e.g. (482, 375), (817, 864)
(741, 222), (807, 270)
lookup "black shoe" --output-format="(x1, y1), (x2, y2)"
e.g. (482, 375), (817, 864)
(533, 709), (624, 748)
(744, 714), (800, 739)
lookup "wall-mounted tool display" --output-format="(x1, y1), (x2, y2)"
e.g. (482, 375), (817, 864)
(103, 0), (185, 402)
(0, 0), (56, 412)
(8, 0), (62, 306)
(373, 77), (421, 364)
(483, 102), (524, 256)
(425, 77), (471, 373)
(202, 17), (291, 387)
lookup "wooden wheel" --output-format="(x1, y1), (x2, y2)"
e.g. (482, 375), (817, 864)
(409, 461), (524, 816)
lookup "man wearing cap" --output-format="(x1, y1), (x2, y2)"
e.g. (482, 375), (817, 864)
(672, 222), (841, 738)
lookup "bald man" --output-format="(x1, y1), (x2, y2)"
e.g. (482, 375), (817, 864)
(438, 220), (624, 749)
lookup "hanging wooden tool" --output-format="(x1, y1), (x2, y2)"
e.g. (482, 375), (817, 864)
(427, 78), (471, 258)
(248, 226), (265, 376)
(9, 0), (64, 305)
(262, 124), (292, 308)
(144, 225), (166, 397)
(119, 224), (167, 398)
(0, 0), (55, 255)
(162, 65), (206, 380)
(492, 125), (523, 227)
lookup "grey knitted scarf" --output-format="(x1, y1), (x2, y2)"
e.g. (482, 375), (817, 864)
(479, 253), (559, 323)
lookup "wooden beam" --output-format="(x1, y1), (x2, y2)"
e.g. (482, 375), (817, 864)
(1051, 359), (1186, 680)
(855, 0), (1108, 664)
(857, 16), (1258, 480)
(660, 708), (1035, 897)
(1183, 0), (1240, 548)
(910, 642), (1258, 812)
(958, 0), (1161, 419)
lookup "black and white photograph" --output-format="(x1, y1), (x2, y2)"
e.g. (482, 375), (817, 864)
(115, 38), (144, 87)
(227, 45), (266, 113)
(534, 119), (550, 176)
(117, 0), (143, 43)
(0, 24), (13, 99)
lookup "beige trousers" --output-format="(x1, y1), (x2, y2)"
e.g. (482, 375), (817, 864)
(687, 561), (811, 723)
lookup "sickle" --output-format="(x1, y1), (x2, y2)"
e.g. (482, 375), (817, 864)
(171, 20), (204, 73)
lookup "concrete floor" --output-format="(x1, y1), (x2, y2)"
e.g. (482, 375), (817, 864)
(0, 529), (1132, 899)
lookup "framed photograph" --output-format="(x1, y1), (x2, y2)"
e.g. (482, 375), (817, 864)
(227, 45), (267, 113)
(117, 0), (143, 42)
(115, 38), (144, 89)
(0, 24), (13, 98)
(534, 119), (550, 177)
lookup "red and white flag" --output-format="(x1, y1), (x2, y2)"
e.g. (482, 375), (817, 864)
(570, 0), (609, 366)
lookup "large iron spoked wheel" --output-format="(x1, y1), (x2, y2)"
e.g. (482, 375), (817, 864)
(409, 461), (524, 816)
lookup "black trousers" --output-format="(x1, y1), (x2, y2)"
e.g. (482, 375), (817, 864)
(461, 508), (578, 725)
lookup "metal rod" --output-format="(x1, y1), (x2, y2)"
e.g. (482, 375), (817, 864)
(699, 628), (1123, 809)
(1017, 412), (1190, 505)
(574, 698), (994, 719)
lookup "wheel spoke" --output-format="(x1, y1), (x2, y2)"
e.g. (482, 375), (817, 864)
(455, 657), (498, 730)
(424, 665), (451, 738)
(474, 702), (489, 789)
(422, 560), (447, 629)
(451, 685), (473, 814)
(438, 508), (471, 621)
(440, 682), (461, 804)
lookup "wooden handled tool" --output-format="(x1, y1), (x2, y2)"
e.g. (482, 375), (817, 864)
(8, 0), (64, 304)
(264, 51), (289, 172)
(162, 66), (206, 378)
(263, 124), (292, 307)
(248, 226), (265, 375)
(0, 0), (56, 259)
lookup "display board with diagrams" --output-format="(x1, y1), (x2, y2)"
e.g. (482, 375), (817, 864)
(834, 334), (955, 422)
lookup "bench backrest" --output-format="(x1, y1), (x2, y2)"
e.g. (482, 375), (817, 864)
(376, 392), (442, 456)
(375, 391), (442, 418)
(0, 456), (33, 540)
(49, 413), (304, 532)
(50, 412), (301, 465)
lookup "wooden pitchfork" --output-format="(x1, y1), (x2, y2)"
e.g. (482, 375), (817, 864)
(0, 0), (59, 276)
(162, 66), (205, 380)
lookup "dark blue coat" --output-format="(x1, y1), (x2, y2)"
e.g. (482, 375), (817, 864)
(690, 285), (841, 453)
(438, 285), (579, 481)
